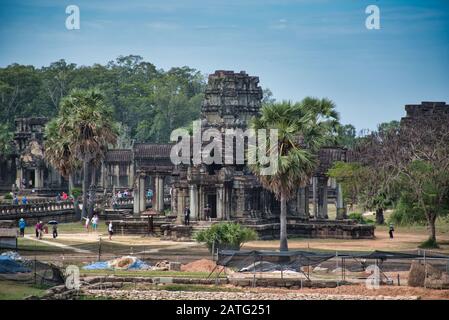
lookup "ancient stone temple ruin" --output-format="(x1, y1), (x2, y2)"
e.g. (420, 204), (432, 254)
(128, 70), (374, 240)
(2, 70), (379, 240)
(12, 118), (66, 193)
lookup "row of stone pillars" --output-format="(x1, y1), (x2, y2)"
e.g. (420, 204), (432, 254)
(133, 175), (165, 215)
(312, 176), (346, 220)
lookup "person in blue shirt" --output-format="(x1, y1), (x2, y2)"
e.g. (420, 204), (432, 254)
(21, 196), (28, 204)
(18, 218), (26, 237)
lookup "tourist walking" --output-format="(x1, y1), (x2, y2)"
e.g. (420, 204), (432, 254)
(204, 204), (211, 221)
(52, 224), (58, 238)
(21, 196), (28, 205)
(91, 214), (99, 232)
(108, 221), (114, 240)
(37, 221), (44, 239)
(18, 218), (26, 237)
(184, 206), (190, 226)
(62, 192), (68, 201)
(389, 223), (395, 239)
(35, 222), (40, 238)
(84, 216), (90, 232)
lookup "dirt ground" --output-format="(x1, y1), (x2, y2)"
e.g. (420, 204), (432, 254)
(244, 231), (449, 253)
(277, 284), (449, 300)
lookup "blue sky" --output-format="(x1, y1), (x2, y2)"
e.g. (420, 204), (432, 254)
(1, 0), (448, 131)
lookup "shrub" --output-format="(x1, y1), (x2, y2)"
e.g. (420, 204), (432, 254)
(4, 193), (13, 200)
(194, 222), (258, 252)
(71, 187), (82, 199)
(418, 237), (439, 249)
(388, 195), (427, 226)
(347, 212), (375, 225)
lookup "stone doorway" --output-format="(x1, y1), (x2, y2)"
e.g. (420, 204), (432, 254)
(207, 194), (217, 218)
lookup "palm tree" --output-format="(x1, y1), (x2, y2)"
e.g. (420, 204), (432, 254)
(44, 118), (80, 193)
(250, 98), (338, 251)
(47, 89), (118, 218)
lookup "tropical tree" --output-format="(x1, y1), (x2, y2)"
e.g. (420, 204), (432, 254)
(0, 124), (13, 157)
(48, 89), (118, 218)
(250, 98), (337, 251)
(44, 119), (80, 193)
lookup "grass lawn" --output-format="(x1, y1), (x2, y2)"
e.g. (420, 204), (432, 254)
(22, 221), (108, 234)
(17, 237), (67, 253)
(0, 281), (47, 300)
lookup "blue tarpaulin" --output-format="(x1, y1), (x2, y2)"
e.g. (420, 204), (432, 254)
(82, 257), (150, 270)
(0, 255), (31, 274)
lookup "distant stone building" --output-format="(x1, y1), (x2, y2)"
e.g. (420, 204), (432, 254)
(13, 117), (65, 192)
(5, 71), (348, 223)
(401, 101), (449, 125)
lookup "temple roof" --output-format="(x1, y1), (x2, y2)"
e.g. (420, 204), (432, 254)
(104, 149), (133, 163)
(133, 143), (172, 159)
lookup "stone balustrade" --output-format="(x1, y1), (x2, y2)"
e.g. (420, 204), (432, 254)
(0, 200), (76, 222)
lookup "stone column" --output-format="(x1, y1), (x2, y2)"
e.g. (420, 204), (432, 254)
(336, 183), (347, 220)
(216, 186), (224, 220)
(139, 176), (146, 213)
(35, 168), (43, 188)
(16, 167), (23, 190)
(99, 162), (105, 188)
(133, 177), (140, 215)
(154, 176), (164, 212)
(189, 184), (198, 220)
(171, 187), (178, 216)
(317, 177), (328, 219)
(176, 188), (186, 224)
(115, 165), (120, 188)
(312, 177), (318, 218)
(129, 162), (134, 188)
(297, 187), (309, 220)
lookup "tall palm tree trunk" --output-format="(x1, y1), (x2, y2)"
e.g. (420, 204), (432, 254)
(81, 160), (89, 219)
(68, 173), (74, 195)
(280, 192), (288, 251)
(88, 166), (97, 218)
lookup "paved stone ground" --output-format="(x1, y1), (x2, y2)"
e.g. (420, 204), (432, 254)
(83, 289), (419, 300)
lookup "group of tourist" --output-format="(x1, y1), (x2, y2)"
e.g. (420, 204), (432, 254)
(111, 189), (132, 209)
(83, 214), (100, 232)
(182, 203), (211, 226)
(10, 193), (28, 205)
(55, 192), (69, 202)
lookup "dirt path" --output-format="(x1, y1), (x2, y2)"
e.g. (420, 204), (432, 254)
(244, 231), (449, 253)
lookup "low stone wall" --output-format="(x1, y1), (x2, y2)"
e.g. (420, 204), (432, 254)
(0, 201), (79, 224)
(250, 221), (375, 240)
(110, 216), (177, 236)
(161, 220), (375, 241)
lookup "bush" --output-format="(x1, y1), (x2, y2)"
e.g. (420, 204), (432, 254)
(71, 187), (82, 199)
(194, 222), (258, 252)
(418, 237), (439, 249)
(347, 212), (372, 224)
(388, 195), (427, 226)
(3, 193), (13, 200)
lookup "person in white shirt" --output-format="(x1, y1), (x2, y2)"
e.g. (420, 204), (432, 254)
(91, 214), (99, 232)
(85, 216), (90, 232)
(108, 221), (113, 240)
